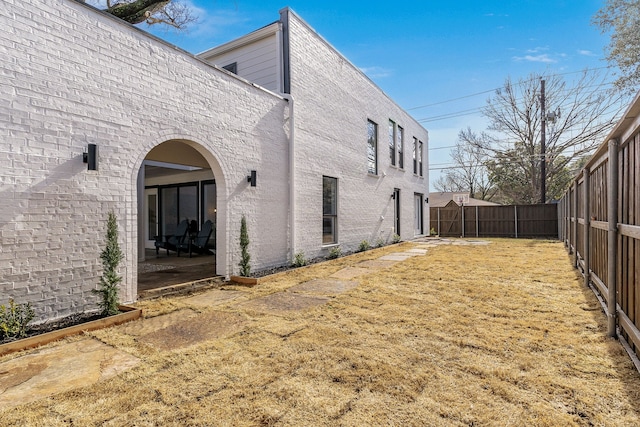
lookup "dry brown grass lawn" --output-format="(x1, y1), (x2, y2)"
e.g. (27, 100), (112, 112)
(2, 239), (640, 426)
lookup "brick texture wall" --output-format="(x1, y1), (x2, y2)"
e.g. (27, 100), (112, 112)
(285, 10), (430, 259)
(0, 0), (290, 321)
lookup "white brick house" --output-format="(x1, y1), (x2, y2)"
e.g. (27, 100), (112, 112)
(0, 0), (429, 321)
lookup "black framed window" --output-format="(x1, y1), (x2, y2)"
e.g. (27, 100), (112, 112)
(323, 176), (338, 244)
(389, 119), (396, 166)
(367, 120), (378, 175)
(397, 125), (404, 169)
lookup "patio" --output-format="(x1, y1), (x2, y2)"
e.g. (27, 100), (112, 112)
(137, 249), (221, 298)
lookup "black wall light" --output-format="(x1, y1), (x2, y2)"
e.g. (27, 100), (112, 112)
(83, 143), (98, 171)
(247, 170), (257, 187)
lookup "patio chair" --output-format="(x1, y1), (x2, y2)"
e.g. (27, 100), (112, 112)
(154, 219), (190, 256)
(179, 220), (214, 257)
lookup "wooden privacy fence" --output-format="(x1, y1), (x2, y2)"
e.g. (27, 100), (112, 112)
(558, 91), (640, 367)
(430, 204), (558, 238)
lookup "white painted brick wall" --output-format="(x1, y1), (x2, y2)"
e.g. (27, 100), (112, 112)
(286, 11), (430, 259)
(0, 0), (290, 321)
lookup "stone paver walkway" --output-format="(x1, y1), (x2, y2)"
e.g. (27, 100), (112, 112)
(0, 238), (488, 409)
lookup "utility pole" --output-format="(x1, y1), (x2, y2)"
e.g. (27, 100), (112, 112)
(540, 79), (546, 204)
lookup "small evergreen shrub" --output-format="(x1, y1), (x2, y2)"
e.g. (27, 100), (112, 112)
(358, 240), (371, 252)
(239, 215), (251, 276)
(0, 299), (35, 340)
(292, 251), (307, 267)
(430, 227), (437, 236)
(93, 211), (123, 316)
(328, 246), (342, 259)
(392, 234), (401, 244)
(375, 237), (385, 248)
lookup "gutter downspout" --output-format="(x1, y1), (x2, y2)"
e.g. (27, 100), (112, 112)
(283, 94), (296, 261)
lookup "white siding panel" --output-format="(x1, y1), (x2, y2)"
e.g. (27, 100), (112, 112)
(201, 35), (280, 92)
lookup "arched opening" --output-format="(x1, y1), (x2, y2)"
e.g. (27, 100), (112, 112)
(135, 139), (225, 297)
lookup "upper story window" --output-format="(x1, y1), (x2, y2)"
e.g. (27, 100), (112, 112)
(413, 137), (418, 174)
(389, 120), (396, 166)
(413, 137), (424, 177)
(397, 125), (404, 169)
(418, 140), (424, 177)
(222, 62), (238, 74)
(367, 120), (378, 175)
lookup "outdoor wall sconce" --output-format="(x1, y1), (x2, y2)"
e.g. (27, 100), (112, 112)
(247, 170), (257, 187)
(83, 143), (98, 171)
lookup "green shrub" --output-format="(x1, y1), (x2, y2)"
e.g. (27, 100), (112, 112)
(292, 251), (307, 267)
(327, 246), (342, 259)
(392, 234), (401, 244)
(358, 240), (371, 252)
(430, 227), (437, 236)
(93, 211), (123, 316)
(0, 299), (35, 339)
(239, 215), (251, 276)
(375, 237), (385, 248)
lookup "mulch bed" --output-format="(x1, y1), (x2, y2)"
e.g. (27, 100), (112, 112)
(0, 312), (105, 346)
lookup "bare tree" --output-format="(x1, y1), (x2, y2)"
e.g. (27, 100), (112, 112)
(466, 70), (625, 203)
(84, 0), (197, 29)
(593, 0), (640, 91)
(434, 129), (496, 201)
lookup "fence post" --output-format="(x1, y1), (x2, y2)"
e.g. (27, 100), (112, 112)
(461, 204), (465, 238)
(437, 207), (441, 236)
(514, 205), (518, 238)
(583, 167), (590, 288)
(607, 139), (618, 338)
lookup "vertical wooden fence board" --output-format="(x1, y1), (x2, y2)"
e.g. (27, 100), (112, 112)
(429, 204), (557, 238)
(559, 117), (640, 361)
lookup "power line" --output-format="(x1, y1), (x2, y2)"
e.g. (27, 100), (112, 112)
(408, 66), (614, 113)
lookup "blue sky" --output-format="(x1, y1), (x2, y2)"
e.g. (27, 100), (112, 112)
(140, 0), (613, 190)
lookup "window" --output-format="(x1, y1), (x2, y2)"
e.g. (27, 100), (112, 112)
(222, 62), (237, 74)
(323, 176), (338, 244)
(397, 125), (404, 169)
(418, 140), (424, 177)
(367, 120), (378, 175)
(389, 120), (396, 166)
(413, 137), (418, 174)
(159, 183), (198, 237)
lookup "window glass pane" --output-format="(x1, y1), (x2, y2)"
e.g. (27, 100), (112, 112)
(202, 182), (217, 226)
(161, 187), (178, 236)
(179, 186), (198, 224)
(323, 176), (337, 215)
(413, 137), (418, 174)
(389, 120), (396, 166)
(323, 217), (336, 244)
(147, 194), (157, 239)
(397, 125), (404, 169)
(418, 141), (424, 176)
(367, 120), (377, 174)
(323, 176), (338, 244)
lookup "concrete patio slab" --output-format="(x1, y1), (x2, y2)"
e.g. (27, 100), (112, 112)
(329, 266), (373, 279)
(137, 311), (246, 351)
(356, 259), (398, 269)
(406, 248), (428, 254)
(236, 292), (329, 313)
(183, 289), (247, 308)
(0, 338), (139, 409)
(378, 254), (413, 261)
(288, 278), (358, 296)
(115, 309), (198, 336)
